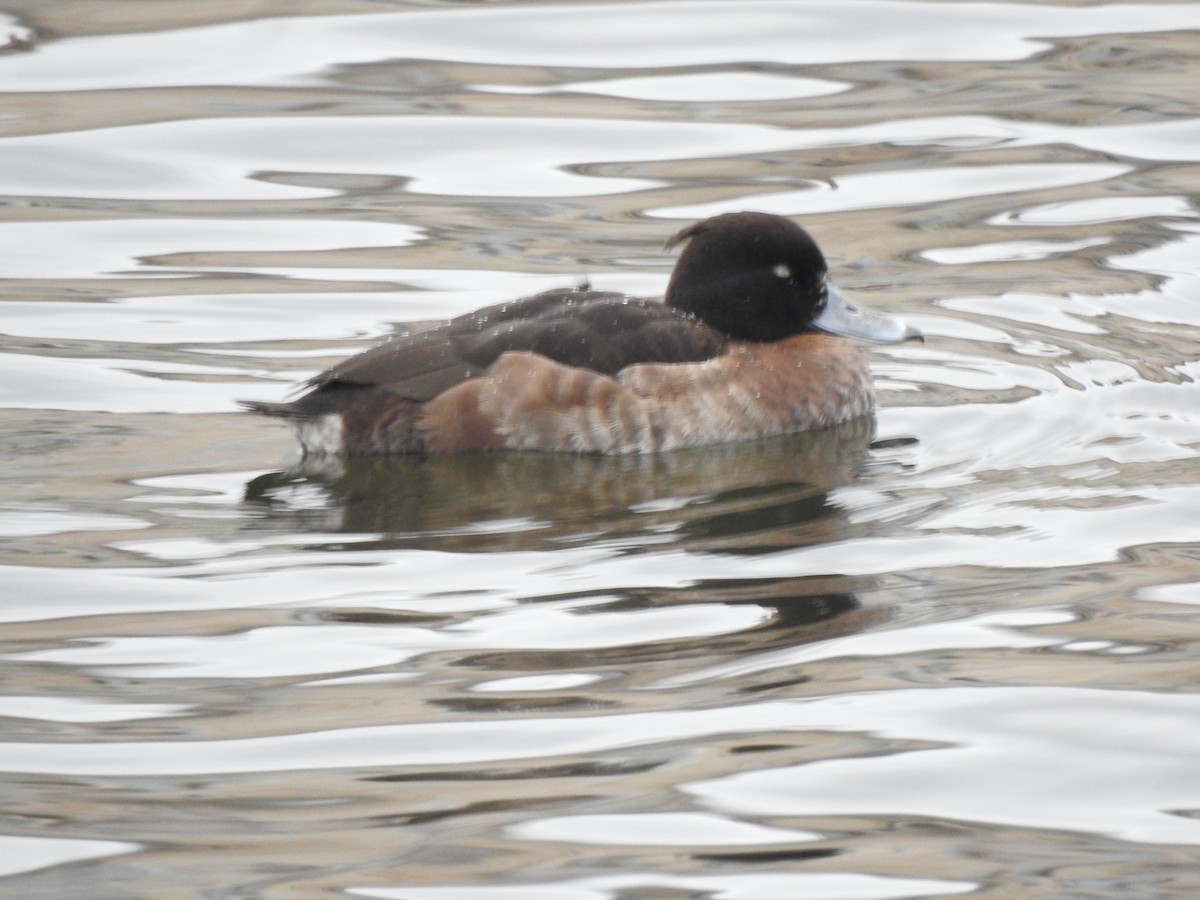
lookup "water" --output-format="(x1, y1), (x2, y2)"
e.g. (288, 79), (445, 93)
(2, 1), (1199, 896)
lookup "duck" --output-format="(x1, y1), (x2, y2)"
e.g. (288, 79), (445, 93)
(240, 211), (921, 456)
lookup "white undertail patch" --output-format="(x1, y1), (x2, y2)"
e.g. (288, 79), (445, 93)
(290, 414), (344, 455)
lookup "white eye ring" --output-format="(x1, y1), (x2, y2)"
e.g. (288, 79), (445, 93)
(772, 263), (792, 280)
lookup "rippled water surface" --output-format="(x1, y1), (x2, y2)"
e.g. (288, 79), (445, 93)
(2, 1), (1200, 896)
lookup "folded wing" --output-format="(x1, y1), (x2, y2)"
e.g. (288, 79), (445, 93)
(307, 287), (727, 403)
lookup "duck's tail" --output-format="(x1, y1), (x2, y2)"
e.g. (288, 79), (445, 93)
(239, 399), (300, 419)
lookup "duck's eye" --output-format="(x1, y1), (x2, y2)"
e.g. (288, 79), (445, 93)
(772, 263), (792, 281)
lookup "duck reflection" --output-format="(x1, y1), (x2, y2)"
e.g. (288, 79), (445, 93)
(244, 417), (886, 690)
(442, 578), (879, 702)
(243, 416), (876, 555)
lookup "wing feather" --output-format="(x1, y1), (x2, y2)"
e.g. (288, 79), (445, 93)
(306, 288), (725, 403)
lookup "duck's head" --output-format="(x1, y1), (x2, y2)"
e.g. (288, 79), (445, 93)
(664, 211), (921, 344)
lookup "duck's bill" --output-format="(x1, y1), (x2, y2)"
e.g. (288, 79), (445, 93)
(813, 284), (923, 343)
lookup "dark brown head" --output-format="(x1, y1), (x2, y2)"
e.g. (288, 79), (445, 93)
(665, 212), (921, 344)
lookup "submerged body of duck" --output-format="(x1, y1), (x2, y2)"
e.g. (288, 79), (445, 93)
(241, 212), (920, 455)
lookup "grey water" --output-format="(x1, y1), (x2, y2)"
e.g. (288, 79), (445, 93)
(2, 1), (1200, 897)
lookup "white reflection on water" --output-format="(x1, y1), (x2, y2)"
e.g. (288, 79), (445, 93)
(0, 353), (265, 413)
(656, 162), (1130, 218)
(657, 610), (1072, 686)
(478, 71), (851, 101)
(0, 219), (423, 279)
(0, 696), (188, 723)
(0, 835), (139, 880)
(12, 112), (1191, 204)
(1111, 223), (1200, 284)
(0, 508), (149, 537)
(352, 871), (974, 900)
(804, 482), (1200, 572)
(0, 542), (714, 625)
(2, 686), (1195, 845)
(0, 276), (597, 345)
(472, 673), (603, 692)
(686, 687), (1200, 845)
(13, 602), (768, 678)
(1139, 581), (1200, 606)
(950, 229), (1200, 328)
(9, 1), (1200, 90)
(0, 116), (800, 200)
(922, 237), (1111, 265)
(509, 811), (819, 845)
(999, 195), (1196, 225)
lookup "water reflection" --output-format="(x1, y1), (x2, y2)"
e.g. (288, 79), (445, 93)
(5, 0), (1200, 896)
(686, 686), (1200, 846)
(11, 1), (1200, 92)
(0, 115), (804, 200)
(243, 417), (876, 552)
(230, 423), (888, 692)
(349, 871), (975, 900)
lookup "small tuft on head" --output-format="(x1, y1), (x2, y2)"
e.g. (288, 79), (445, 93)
(665, 211), (823, 258)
